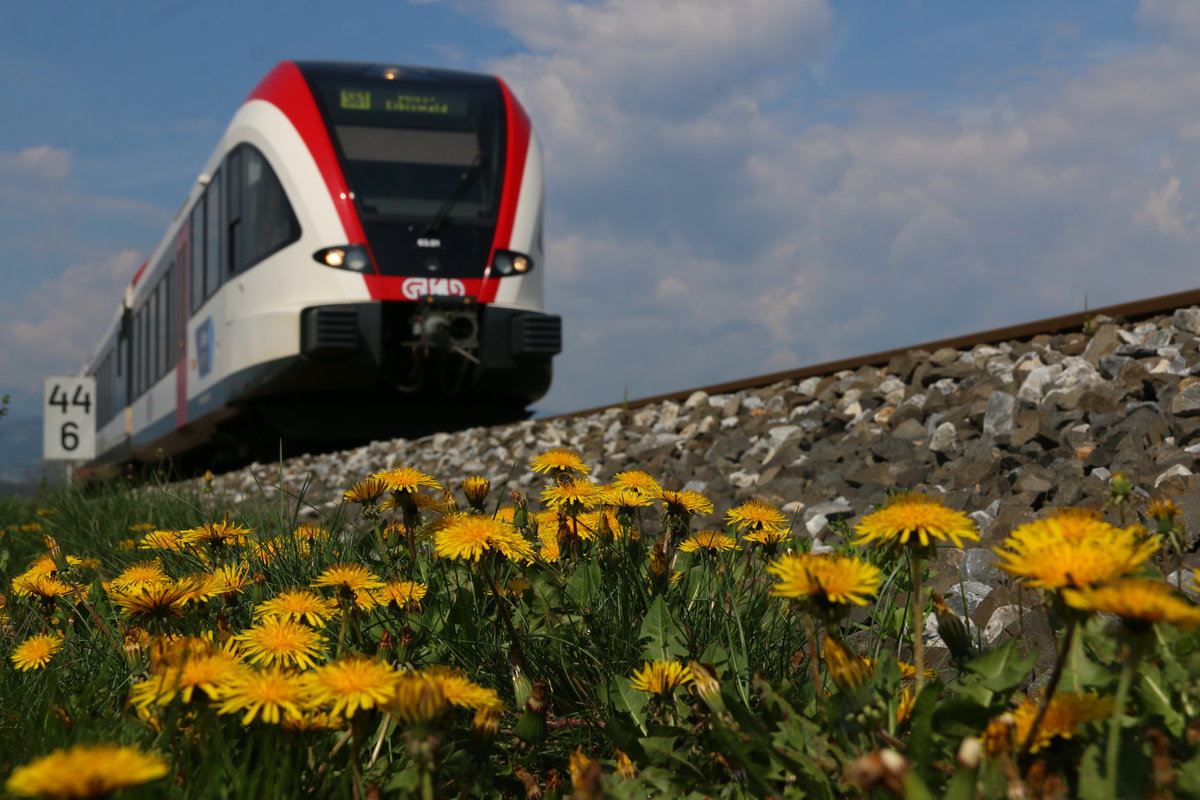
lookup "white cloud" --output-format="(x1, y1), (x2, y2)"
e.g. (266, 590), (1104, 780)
(1137, 0), (1200, 46)
(0, 250), (141, 389)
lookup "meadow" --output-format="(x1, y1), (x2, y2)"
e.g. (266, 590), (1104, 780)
(2, 449), (1199, 799)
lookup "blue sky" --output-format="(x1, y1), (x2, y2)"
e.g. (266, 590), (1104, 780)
(3, 0), (1200, 474)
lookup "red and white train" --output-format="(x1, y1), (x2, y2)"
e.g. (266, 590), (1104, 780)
(85, 61), (560, 466)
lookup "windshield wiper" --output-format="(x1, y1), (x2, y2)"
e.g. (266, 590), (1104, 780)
(424, 152), (483, 237)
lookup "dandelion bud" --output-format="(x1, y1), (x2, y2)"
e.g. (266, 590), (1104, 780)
(472, 707), (500, 739)
(1108, 471), (1133, 504)
(688, 660), (722, 706)
(932, 592), (976, 665)
(462, 476), (490, 508)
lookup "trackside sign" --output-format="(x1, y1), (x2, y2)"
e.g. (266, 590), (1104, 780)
(43, 376), (96, 460)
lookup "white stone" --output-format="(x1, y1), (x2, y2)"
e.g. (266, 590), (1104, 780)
(728, 470), (759, 488)
(983, 605), (1026, 644)
(1155, 463), (1194, 488)
(684, 390), (709, 409)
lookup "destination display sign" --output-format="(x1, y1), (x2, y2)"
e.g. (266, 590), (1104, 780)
(338, 87), (467, 116)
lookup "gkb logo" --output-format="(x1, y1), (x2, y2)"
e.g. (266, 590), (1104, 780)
(401, 278), (466, 300)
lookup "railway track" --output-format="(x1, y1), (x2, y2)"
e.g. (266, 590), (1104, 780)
(554, 286), (1200, 420)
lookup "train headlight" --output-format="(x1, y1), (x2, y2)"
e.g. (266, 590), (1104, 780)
(491, 250), (533, 276)
(314, 245), (372, 273)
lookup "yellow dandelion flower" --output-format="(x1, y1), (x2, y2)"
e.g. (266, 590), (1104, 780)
(371, 466), (442, 494)
(307, 655), (399, 718)
(434, 515), (534, 562)
(726, 500), (787, 533)
(766, 553), (882, 607)
(130, 671), (181, 711)
(462, 476), (491, 506)
(254, 589), (340, 627)
(312, 563), (385, 593)
(175, 651), (247, 703)
(281, 710), (345, 732)
(110, 560), (170, 593)
(896, 686), (916, 725)
(181, 521), (253, 547)
(630, 660), (693, 696)
(678, 530), (739, 552)
(541, 480), (603, 510)
(612, 470), (662, 496)
(600, 487), (654, 509)
(1062, 578), (1200, 630)
(822, 635), (869, 691)
(292, 524), (330, 542)
(994, 510), (1158, 591)
(206, 562), (256, 596)
(344, 477), (389, 505)
(137, 529), (184, 550)
(743, 527), (791, 546)
(110, 578), (201, 621)
(5, 744), (169, 798)
(575, 508), (622, 540)
(570, 747), (597, 789)
(12, 574), (74, 601)
(853, 492), (980, 549)
(530, 448), (590, 475)
(657, 489), (714, 517)
(424, 665), (504, 712)
(390, 670), (448, 724)
(1010, 692), (1113, 753)
(537, 523), (561, 562)
(379, 580), (428, 608)
(232, 617), (328, 670)
(1146, 497), (1180, 524)
(11, 633), (63, 671)
(615, 749), (638, 779)
(219, 667), (312, 725)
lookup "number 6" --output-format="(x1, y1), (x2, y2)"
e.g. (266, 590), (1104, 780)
(61, 421), (79, 451)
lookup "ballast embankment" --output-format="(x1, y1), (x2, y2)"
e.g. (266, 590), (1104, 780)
(209, 306), (1200, 668)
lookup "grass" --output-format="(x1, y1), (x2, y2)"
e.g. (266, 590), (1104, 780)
(1, 455), (1199, 799)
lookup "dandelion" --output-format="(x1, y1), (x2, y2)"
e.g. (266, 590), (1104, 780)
(378, 580), (428, 609)
(11, 633), (63, 671)
(182, 521), (252, 548)
(220, 667), (312, 725)
(110, 560), (170, 592)
(390, 670), (448, 724)
(994, 510), (1158, 591)
(344, 477), (389, 505)
(434, 515), (534, 562)
(822, 635), (869, 691)
(726, 500), (788, 534)
(461, 476), (491, 507)
(611, 469), (662, 496)
(233, 617), (328, 669)
(172, 650), (247, 703)
(371, 466), (441, 494)
(306, 655), (399, 718)
(766, 553), (882, 610)
(5, 744), (169, 798)
(206, 562), (256, 596)
(137, 529), (184, 550)
(1062, 578), (1200, 631)
(312, 563), (385, 594)
(1010, 692), (1113, 753)
(540, 480), (604, 510)
(657, 489), (714, 517)
(530, 448), (590, 476)
(254, 589), (340, 627)
(630, 660), (693, 697)
(852, 492), (979, 550)
(110, 578), (201, 622)
(678, 530), (738, 553)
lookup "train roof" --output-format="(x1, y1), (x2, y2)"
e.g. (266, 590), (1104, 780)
(290, 61), (499, 88)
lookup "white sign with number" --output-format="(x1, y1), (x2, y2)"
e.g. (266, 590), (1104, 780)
(44, 376), (96, 460)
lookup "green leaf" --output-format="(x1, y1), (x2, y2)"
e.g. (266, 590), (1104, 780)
(1137, 661), (1184, 737)
(607, 674), (649, 732)
(565, 560), (602, 609)
(907, 680), (943, 779)
(638, 596), (688, 661)
(963, 638), (1034, 695)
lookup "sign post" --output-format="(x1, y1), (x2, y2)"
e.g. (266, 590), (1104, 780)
(43, 377), (96, 468)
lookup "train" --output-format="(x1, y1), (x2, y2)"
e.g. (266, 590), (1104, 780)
(83, 60), (560, 468)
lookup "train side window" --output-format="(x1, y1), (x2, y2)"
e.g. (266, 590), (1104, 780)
(235, 146), (300, 273)
(133, 308), (142, 396)
(163, 267), (175, 375)
(227, 148), (242, 275)
(152, 285), (161, 384)
(205, 169), (223, 302)
(190, 200), (206, 313)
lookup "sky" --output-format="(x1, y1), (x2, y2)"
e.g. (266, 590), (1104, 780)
(3, 0), (1200, 471)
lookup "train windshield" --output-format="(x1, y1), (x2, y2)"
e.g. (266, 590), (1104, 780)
(310, 77), (503, 226)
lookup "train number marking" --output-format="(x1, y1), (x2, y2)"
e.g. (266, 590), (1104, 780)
(401, 278), (466, 300)
(43, 376), (96, 460)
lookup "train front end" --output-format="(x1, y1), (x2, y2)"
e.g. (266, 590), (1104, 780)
(278, 61), (559, 422)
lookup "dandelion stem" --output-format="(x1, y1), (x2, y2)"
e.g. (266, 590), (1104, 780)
(910, 552), (926, 695)
(1019, 613), (1077, 758)
(804, 614), (824, 712)
(1105, 631), (1149, 797)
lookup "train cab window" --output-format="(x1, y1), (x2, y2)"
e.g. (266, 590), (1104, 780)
(205, 169), (223, 303)
(190, 201), (206, 313)
(228, 144), (300, 274)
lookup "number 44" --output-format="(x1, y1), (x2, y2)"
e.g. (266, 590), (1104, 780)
(49, 384), (91, 414)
